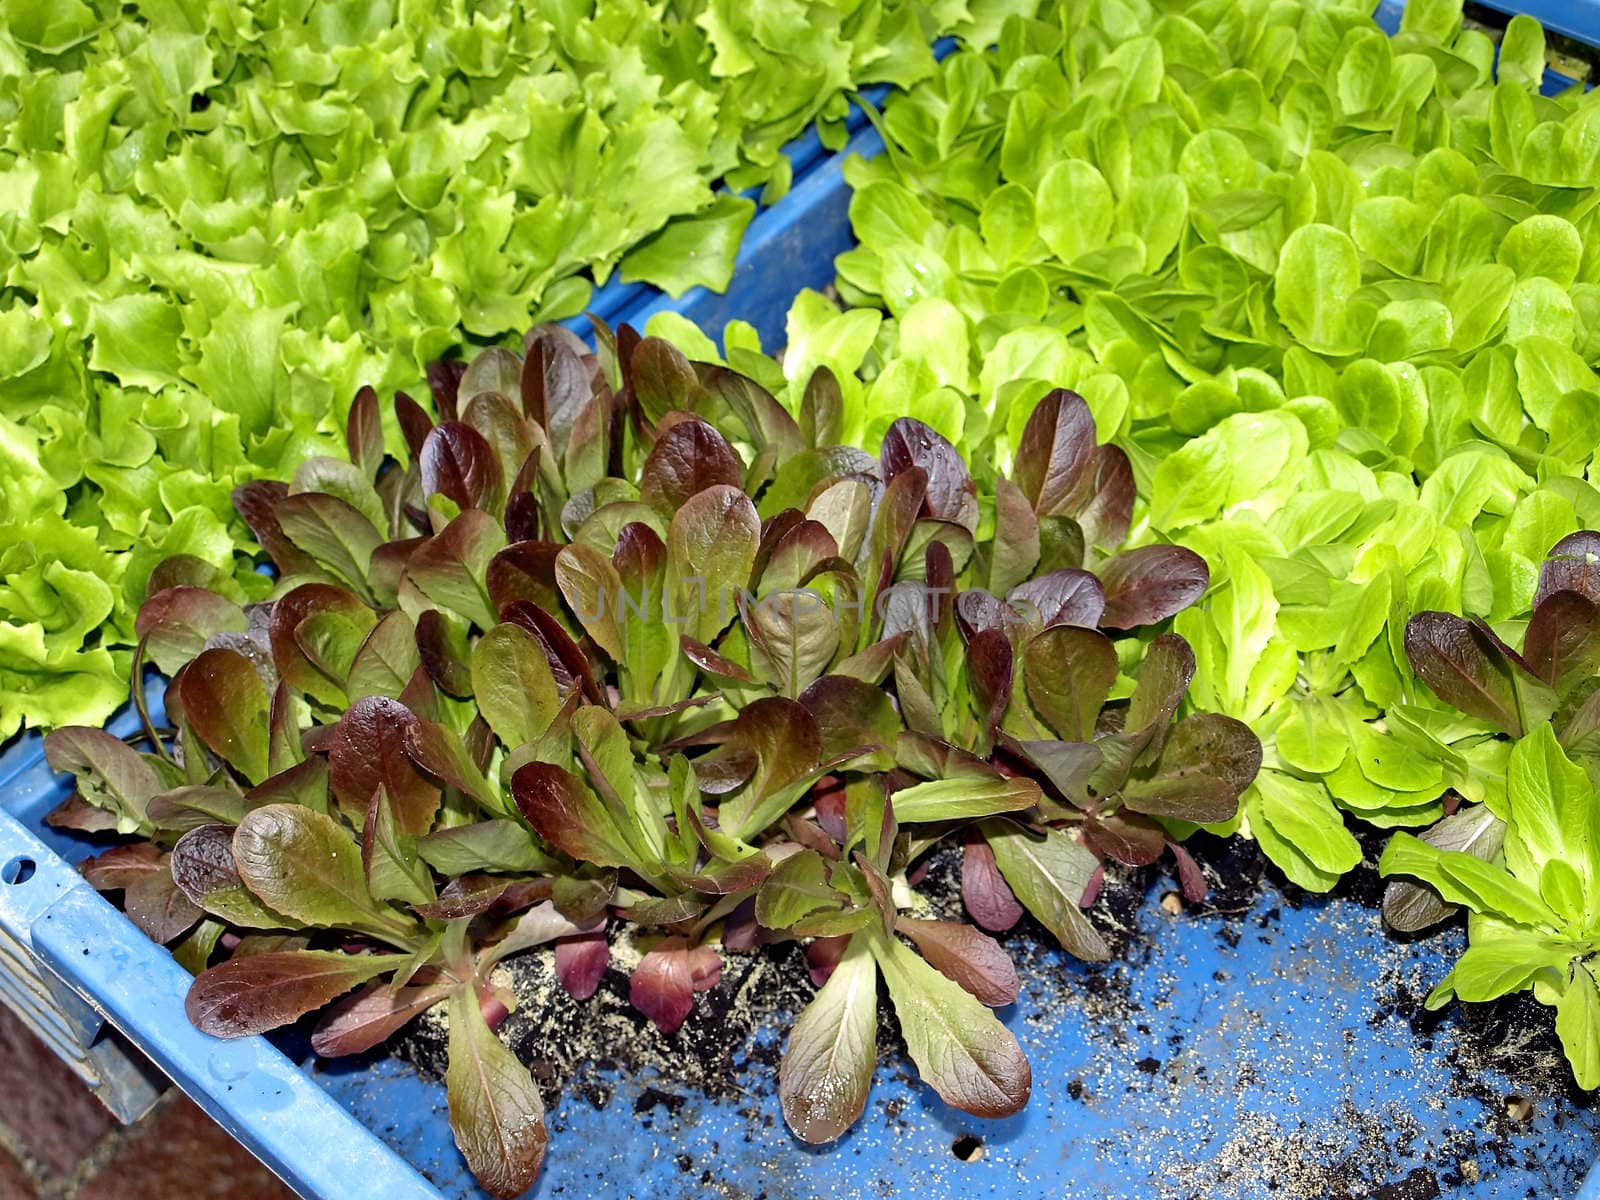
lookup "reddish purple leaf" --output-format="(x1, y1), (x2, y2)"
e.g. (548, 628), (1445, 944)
(628, 937), (723, 1033)
(1537, 531), (1600, 606)
(896, 917), (1019, 1007)
(554, 931), (610, 1000)
(178, 647), (271, 783)
(403, 720), (498, 812)
(43, 727), (162, 827)
(966, 629), (1014, 738)
(669, 854), (773, 895)
(1127, 633), (1197, 734)
(1523, 590), (1600, 693)
(631, 338), (700, 422)
(412, 875), (514, 921)
(521, 332), (589, 435)
(755, 515), (840, 592)
(1083, 812), (1167, 866)
(639, 414), (745, 516)
(1077, 445), (1136, 551)
(135, 587), (247, 674)
(45, 795), (121, 833)
(1121, 714), (1262, 823)
(1009, 568), (1106, 629)
(346, 385), (385, 478)
(962, 832), (1023, 932)
(813, 783), (849, 843)
(186, 950), (396, 1038)
(694, 362), (804, 458)
(487, 536), (564, 624)
(803, 934), (850, 986)
(1098, 545), (1210, 628)
(784, 814), (842, 860)
(1169, 841), (1208, 904)
(405, 509), (507, 629)
(866, 466), (927, 616)
(328, 697), (440, 835)
(881, 419), (979, 531)
(145, 554), (225, 597)
(1024, 625), (1117, 743)
(169, 824), (254, 911)
(367, 538), (424, 601)
(798, 675), (900, 763)
(504, 487), (541, 543)
(312, 977), (451, 1058)
(501, 601), (602, 704)
(1012, 389), (1097, 518)
(81, 843), (163, 890)
(1404, 611), (1522, 734)
(510, 761), (632, 867)
(421, 421), (503, 512)
(428, 357), (468, 419)
(718, 697), (824, 835)
(721, 900), (761, 952)
(414, 609), (472, 697)
(232, 480), (321, 579)
(1081, 864), (1105, 908)
(246, 756), (330, 815)
(681, 637), (759, 685)
(267, 583), (370, 704)
(395, 391), (434, 461)
(613, 521), (667, 588)
(954, 589), (1013, 639)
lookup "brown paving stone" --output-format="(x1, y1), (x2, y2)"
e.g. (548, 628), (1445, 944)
(77, 1098), (295, 1200)
(0, 1004), (114, 1174)
(0, 1146), (34, 1200)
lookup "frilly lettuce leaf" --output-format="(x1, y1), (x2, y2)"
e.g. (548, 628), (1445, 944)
(0, 0), (980, 735)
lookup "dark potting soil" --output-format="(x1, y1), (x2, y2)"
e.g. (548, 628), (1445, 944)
(391, 840), (1156, 1110)
(386, 820), (1586, 1197)
(1334, 826), (1583, 1110)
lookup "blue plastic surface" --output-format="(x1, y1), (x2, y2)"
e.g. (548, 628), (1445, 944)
(5, 4), (1600, 1199)
(7, 701), (1600, 1199)
(1475, 0), (1600, 51)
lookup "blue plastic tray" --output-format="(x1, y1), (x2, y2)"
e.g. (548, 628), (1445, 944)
(5, 690), (1599, 1199)
(5, 4), (1600, 1198)
(1475, 0), (1600, 49)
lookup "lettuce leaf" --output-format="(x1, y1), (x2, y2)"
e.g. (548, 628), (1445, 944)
(0, 0), (983, 734)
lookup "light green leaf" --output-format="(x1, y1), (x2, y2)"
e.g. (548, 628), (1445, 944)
(620, 195), (756, 297)
(1557, 964), (1600, 1090)
(1275, 225), (1362, 354)
(1036, 160), (1114, 265)
(890, 776), (1040, 824)
(867, 926), (1030, 1118)
(981, 820), (1107, 961)
(779, 934), (878, 1144)
(1250, 771), (1362, 881)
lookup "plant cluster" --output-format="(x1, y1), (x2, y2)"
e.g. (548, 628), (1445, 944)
(1378, 533), (1600, 1089)
(641, 0), (1600, 893)
(0, 0), (1020, 736)
(46, 325), (1256, 1195)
